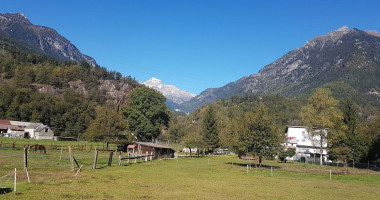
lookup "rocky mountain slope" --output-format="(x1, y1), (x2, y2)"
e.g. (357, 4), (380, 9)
(143, 77), (195, 106)
(180, 26), (380, 112)
(0, 13), (96, 66)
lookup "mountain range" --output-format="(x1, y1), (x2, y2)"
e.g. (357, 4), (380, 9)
(0, 13), (96, 66)
(142, 77), (195, 110)
(178, 26), (380, 112)
(1, 12), (379, 114)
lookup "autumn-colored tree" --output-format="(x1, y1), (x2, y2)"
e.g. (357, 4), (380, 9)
(300, 88), (342, 165)
(83, 106), (129, 150)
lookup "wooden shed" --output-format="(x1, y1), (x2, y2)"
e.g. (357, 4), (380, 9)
(127, 142), (175, 159)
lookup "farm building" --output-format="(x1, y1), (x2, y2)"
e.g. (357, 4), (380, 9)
(0, 120), (54, 140)
(127, 142), (175, 159)
(25, 123), (54, 140)
(284, 126), (328, 162)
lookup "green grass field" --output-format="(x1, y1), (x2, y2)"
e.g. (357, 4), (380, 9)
(0, 140), (380, 200)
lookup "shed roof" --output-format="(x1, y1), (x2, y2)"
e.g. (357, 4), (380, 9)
(8, 125), (24, 131)
(0, 120), (11, 125)
(25, 123), (43, 129)
(0, 124), (9, 129)
(136, 142), (174, 150)
(10, 121), (31, 127)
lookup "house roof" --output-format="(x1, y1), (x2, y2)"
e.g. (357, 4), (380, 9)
(8, 125), (24, 131)
(127, 145), (136, 149)
(35, 125), (48, 132)
(0, 120), (11, 125)
(287, 137), (298, 144)
(10, 121), (31, 127)
(0, 124), (9, 129)
(136, 142), (174, 150)
(25, 123), (43, 129)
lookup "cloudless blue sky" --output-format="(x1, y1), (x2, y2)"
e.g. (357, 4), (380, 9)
(1, 0), (380, 94)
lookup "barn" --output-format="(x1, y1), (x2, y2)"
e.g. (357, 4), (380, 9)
(127, 142), (175, 159)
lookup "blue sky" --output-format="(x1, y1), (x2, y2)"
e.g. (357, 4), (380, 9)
(1, 0), (380, 94)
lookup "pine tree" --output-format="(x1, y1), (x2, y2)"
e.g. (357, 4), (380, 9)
(203, 106), (219, 153)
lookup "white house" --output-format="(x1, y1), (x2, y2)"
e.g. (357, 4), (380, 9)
(24, 123), (54, 140)
(284, 126), (328, 162)
(0, 120), (54, 140)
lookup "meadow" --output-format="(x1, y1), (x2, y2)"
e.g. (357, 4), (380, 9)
(0, 139), (379, 200)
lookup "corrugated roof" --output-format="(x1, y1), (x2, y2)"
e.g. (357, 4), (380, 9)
(35, 125), (47, 132)
(25, 123), (43, 129)
(136, 142), (173, 150)
(10, 121), (31, 127)
(8, 125), (24, 131)
(0, 120), (11, 125)
(0, 124), (9, 129)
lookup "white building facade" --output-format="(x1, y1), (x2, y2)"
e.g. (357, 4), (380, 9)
(285, 126), (328, 162)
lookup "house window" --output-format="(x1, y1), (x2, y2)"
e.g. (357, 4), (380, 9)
(45, 128), (48, 133)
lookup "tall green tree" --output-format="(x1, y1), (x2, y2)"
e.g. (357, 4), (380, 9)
(122, 87), (170, 142)
(203, 106), (219, 152)
(241, 104), (283, 166)
(83, 106), (129, 149)
(300, 88), (342, 165)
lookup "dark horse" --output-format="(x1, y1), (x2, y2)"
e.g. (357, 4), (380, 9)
(30, 144), (46, 154)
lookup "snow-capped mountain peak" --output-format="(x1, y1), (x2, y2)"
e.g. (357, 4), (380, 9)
(143, 77), (195, 104)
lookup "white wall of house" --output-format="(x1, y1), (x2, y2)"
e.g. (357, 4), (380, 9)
(35, 127), (54, 140)
(285, 126), (328, 157)
(24, 127), (35, 138)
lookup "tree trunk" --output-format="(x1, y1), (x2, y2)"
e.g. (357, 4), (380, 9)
(320, 139), (323, 165)
(106, 142), (109, 151)
(188, 146), (192, 158)
(259, 156), (263, 168)
(344, 159), (348, 175)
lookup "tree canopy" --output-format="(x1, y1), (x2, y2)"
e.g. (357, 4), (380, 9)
(300, 88), (343, 165)
(122, 87), (170, 142)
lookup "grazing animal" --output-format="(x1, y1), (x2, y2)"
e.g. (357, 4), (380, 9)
(30, 144), (46, 154)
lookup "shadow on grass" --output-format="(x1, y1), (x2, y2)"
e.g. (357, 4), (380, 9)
(224, 162), (281, 169)
(0, 187), (12, 195)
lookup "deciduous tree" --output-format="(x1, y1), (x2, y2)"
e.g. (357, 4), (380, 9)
(122, 87), (170, 142)
(300, 88), (342, 165)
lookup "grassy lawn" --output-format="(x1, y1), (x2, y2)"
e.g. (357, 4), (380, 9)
(0, 144), (379, 200)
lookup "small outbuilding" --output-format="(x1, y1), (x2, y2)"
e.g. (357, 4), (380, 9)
(127, 142), (175, 159)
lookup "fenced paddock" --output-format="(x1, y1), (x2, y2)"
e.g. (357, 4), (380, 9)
(1, 140), (380, 199)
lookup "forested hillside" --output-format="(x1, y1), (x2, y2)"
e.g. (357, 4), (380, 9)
(0, 43), (140, 137)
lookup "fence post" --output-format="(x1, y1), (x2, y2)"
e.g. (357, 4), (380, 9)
(69, 146), (74, 172)
(108, 151), (114, 166)
(93, 149), (98, 169)
(14, 168), (16, 193)
(246, 164), (249, 173)
(127, 152), (130, 163)
(330, 169), (332, 180)
(60, 146), (63, 160)
(24, 147), (28, 170)
(271, 167), (273, 176)
(118, 155), (122, 166)
(25, 167), (30, 184)
(145, 151), (148, 162)
(73, 156), (80, 168)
